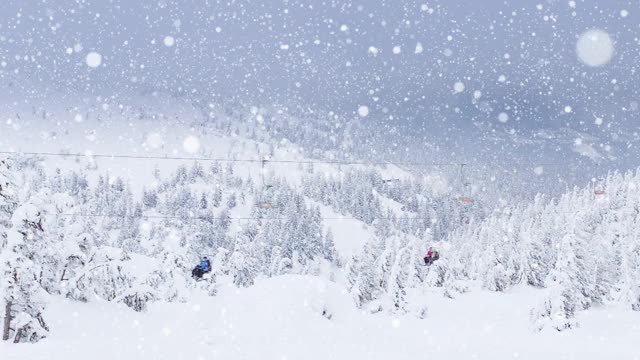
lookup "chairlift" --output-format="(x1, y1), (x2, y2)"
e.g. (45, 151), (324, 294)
(256, 157), (274, 209)
(457, 164), (475, 203)
(256, 184), (274, 208)
(256, 188), (274, 209)
(261, 158), (269, 186)
(257, 201), (273, 209)
(594, 186), (606, 195)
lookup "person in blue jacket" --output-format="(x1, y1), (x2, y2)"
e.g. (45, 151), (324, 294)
(192, 257), (211, 279)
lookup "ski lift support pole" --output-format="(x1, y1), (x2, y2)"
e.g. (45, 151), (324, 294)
(261, 157), (268, 188)
(460, 163), (469, 187)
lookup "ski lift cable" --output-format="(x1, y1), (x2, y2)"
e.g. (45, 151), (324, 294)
(50, 213), (441, 221)
(457, 163), (475, 203)
(0, 151), (573, 168)
(0, 150), (460, 167)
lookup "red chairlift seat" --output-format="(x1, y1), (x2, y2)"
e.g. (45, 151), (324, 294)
(594, 190), (606, 195)
(257, 202), (273, 209)
(459, 197), (475, 203)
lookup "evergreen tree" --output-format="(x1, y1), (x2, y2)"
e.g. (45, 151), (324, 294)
(227, 193), (237, 209)
(0, 159), (17, 250)
(142, 188), (158, 208)
(228, 233), (257, 287)
(323, 229), (337, 263)
(212, 188), (223, 208)
(1, 202), (50, 343)
(346, 255), (364, 307)
(388, 247), (410, 314)
(532, 232), (580, 331)
(348, 242), (376, 308)
(199, 193), (208, 210)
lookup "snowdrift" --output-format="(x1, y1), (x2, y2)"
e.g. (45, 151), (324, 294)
(2, 275), (639, 360)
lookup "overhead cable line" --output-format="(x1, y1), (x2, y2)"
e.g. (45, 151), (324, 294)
(51, 213), (437, 222)
(0, 150), (572, 168)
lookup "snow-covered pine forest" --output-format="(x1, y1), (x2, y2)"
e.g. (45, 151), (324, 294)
(0, 154), (338, 342)
(3, 0), (640, 358)
(0, 139), (481, 340)
(348, 170), (640, 330)
(2, 144), (640, 346)
(0, 95), (639, 358)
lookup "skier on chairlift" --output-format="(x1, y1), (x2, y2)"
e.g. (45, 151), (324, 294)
(192, 256), (211, 279)
(424, 246), (440, 266)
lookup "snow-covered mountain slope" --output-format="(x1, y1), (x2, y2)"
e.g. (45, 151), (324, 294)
(2, 94), (638, 356)
(3, 0), (640, 356)
(339, 167), (640, 334)
(439, 170), (640, 328)
(0, 94), (479, 257)
(1, 275), (638, 360)
(0, 94), (482, 343)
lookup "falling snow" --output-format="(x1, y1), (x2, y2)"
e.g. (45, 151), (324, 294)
(163, 36), (175, 47)
(1, 1), (639, 358)
(358, 105), (370, 117)
(534, 166), (544, 175)
(85, 52), (102, 68)
(146, 133), (164, 149)
(415, 42), (424, 54)
(576, 29), (614, 67)
(183, 135), (201, 153)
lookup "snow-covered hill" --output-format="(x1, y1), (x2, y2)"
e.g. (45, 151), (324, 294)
(2, 275), (638, 360)
(0, 94), (480, 255)
(1, 94), (639, 357)
(442, 170), (640, 330)
(3, 0), (640, 356)
(0, 94), (482, 344)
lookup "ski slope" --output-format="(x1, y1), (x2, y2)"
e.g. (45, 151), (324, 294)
(3, 96), (639, 359)
(0, 95), (426, 259)
(2, 275), (638, 360)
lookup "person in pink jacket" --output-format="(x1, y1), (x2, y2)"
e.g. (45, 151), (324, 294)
(424, 246), (440, 266)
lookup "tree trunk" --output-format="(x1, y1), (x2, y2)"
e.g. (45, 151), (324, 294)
(13, 327), (22, 343)
(2, 301), (11, 341)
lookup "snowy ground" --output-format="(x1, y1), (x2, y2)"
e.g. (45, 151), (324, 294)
(0, 97), (420, 259)
(3, 98), (638, 359)
(3, 275), (639, 360)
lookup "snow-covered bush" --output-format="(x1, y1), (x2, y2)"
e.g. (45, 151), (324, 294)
(530, 285), (579, 332)
(68, 247), (190, 312)
(442, 170), (640, 327)
(1, 200), (50, 343)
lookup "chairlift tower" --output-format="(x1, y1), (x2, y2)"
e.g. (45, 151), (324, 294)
(257, 157), (273, 209)
(458, 163), (474, 203)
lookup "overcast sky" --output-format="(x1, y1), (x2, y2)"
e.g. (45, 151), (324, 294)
(0, 0), (638, 177)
